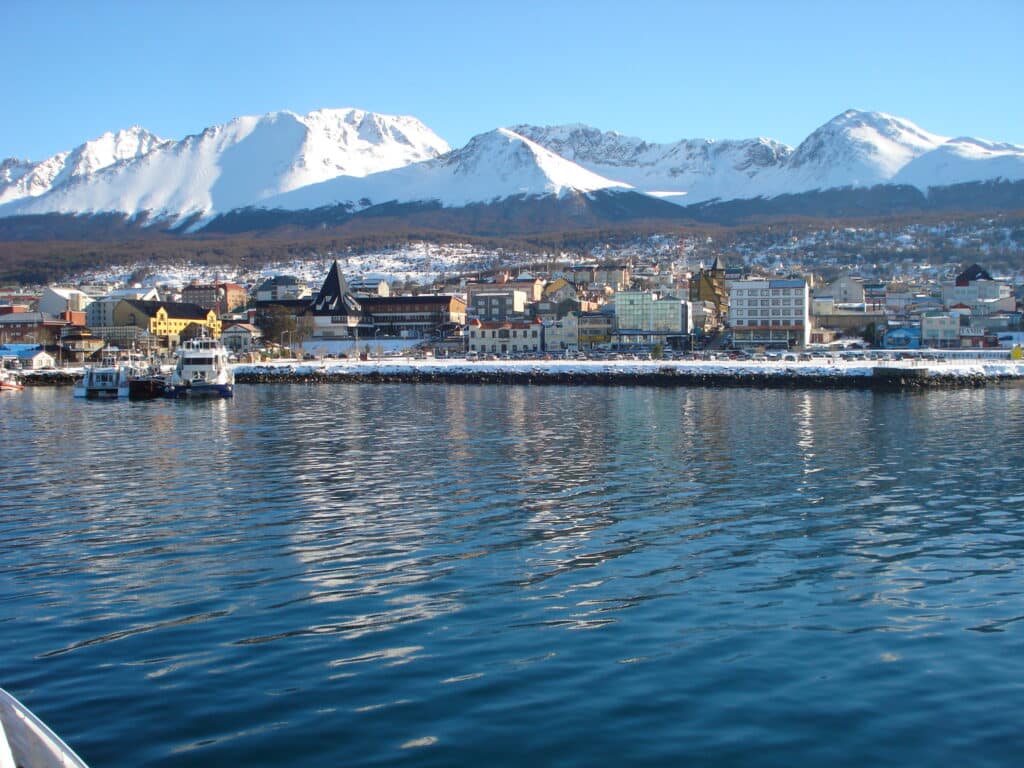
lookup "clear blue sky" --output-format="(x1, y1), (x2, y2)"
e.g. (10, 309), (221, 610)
(3, 0), (1022, 160)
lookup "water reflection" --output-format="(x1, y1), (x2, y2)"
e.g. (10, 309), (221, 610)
(2, 385), (1024, 767)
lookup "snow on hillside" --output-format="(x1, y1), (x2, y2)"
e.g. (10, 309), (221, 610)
(71, 242), (517, 292)
(262, 128), (631, 211)
(0, 108), (449, 222)
(511, 123), (792, 203)
(782, 109), (948, 191)
(2, 108), (1023, 222)
(0, 127), (168, 205)
(519, 110), (1024, 203)
(894, 136), (1024, 189)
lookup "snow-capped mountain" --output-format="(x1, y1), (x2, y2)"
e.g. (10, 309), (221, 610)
(893, 136), (1024, 189)
(510, 123), (792, 202)
(783, 109), (948, 190)
(1, 107), (1022, 234)
(0, 108), (449, 222)
(0, 126), (168, 205)
(517, 110), (1024, 203)
(263, 127), (630, 211)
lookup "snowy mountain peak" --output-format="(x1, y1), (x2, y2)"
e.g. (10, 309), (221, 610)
(1, 107), (1022, 226)
(513, 123), (794, 203)
(0, 125), (169, 205)
(262, 127), (630, 213)
(0, 107), (451, 220)
(441, 127), (631, 195)
(787, 109), (948, 185)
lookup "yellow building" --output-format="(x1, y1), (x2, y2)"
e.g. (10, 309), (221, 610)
(113, 299), (222, 344)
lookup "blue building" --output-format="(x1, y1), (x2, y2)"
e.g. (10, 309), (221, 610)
(882, 327), (921, 349)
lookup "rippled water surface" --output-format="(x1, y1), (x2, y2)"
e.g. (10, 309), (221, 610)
(3, 384), (1024, 766)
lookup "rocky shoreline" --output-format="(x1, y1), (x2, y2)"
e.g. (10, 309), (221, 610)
(16, 362), (1020, 391)
(231, 367), (1004, 390)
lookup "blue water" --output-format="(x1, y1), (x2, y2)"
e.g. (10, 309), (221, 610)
(2, 384), (1024, 766)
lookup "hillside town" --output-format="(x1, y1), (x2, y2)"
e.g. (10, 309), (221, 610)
(2, 244), (1023, 371)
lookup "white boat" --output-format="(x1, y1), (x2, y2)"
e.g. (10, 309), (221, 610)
(0, 369), (23, 392)
(165, 336), (234, 398)
(72, 356), (149, 399)
(0, 688), (89, 768)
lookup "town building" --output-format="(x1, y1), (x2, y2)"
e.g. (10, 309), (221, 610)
(467, 319), (544, 355)
(578, 310), (615, 349)
(612, 290), (692, 349)
(221, 323), (264, 354)
(0, 344), (55, 369)
(817, 275), (866, 305)
(0, 311), (77, 346)
(59, 327), (106, 361)
(111, 300), (222, 346)
(309, 261), (363, 340)
(941, 264), (1015, 317)
(544, 313), (580, 353)
(727, 277), (811, 349)
(181, 282), (248, 315)
(465, 282), (528, 321)
(256, 275), (311, 302)
(348, 277), (391, 297)
(39, 286), (92, 316)
(689, 256), (729, 330)
(921, 312), (960, 348)
(86, 287), (162, 328)
(359, 295), (467, 339)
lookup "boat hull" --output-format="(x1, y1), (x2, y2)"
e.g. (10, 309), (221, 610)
(128, 376), (168, 400)
(164, 382), (233, 398)
(0, 688), (89, 768)
(74, 386), (125, 399)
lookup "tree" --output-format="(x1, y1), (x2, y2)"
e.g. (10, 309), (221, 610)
(258, 305), (297, 346)
(862, 322), (878, 346)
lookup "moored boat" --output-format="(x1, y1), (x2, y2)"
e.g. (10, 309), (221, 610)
(127, 372), (168, 400)
(0, 368), (23, 392)
(72, 364), (130, 398)
(0, 687), (89, 767)
(73, 356), (159, 399)
(165, 336), (234, 398)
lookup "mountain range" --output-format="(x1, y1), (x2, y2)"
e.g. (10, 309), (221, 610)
(2, 107), (1023, 237)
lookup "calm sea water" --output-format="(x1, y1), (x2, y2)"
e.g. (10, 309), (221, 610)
(2, 383), (1024, 767)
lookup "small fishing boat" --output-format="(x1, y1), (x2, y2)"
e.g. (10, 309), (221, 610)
(0, 368), (23, 392)
(0, 687), (89, 767)
(165, 336), (234, 398)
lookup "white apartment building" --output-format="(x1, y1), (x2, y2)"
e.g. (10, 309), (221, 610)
(921, 312), (960, 347)
(39, 286), (92, 316)
(727, 278), (810, 349)
(544, 313), (579, 353)
(941, 265), (1015, 317)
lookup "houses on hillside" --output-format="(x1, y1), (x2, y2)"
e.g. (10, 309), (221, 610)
(2, 253), (1021, 362)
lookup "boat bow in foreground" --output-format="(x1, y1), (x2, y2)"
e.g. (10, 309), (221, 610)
(0, 688), (89, 768)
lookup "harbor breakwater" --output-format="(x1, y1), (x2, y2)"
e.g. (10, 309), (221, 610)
(16, 359), (1023, 390)
(232, 360), (1022, 390)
